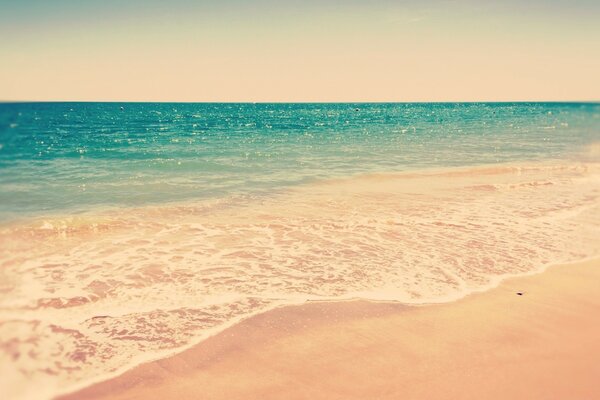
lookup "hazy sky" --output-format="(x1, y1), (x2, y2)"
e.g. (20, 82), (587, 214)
(1, 0), (599, 101)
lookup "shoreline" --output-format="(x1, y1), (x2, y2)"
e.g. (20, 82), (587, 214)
(49, 254), (597, 400)
(58, 256), (600, 400)
(2, 158), (597, 400)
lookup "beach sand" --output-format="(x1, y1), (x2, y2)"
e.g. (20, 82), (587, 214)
(59, 258), (600, 400)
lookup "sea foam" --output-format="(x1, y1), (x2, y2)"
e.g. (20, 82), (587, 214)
(0, 161), (599, 400)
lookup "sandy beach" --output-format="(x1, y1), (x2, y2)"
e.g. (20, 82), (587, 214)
(58, 257), (600, 400)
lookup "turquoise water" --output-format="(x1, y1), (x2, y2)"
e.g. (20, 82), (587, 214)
(0, 102), (598, 221)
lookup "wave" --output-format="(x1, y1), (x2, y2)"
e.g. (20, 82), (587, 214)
(1, 161), (599, 400)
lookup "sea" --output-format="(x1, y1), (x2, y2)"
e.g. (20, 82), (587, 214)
(0, 102), (599, 399)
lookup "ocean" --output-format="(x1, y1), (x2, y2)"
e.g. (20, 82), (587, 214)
(1, 102), (598, 221)
(0, 102), (599, 399)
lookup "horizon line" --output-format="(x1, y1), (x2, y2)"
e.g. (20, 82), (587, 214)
(2, 100), (599, 105)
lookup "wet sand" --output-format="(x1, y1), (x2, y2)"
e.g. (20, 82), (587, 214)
(59, 258), (600, 400)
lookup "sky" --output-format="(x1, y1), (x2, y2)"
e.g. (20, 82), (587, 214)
(1, 0), (599, 102)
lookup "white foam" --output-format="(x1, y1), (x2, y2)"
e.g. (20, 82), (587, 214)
(1, 161), (599, 400)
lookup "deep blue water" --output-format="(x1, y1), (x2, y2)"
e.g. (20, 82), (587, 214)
(0, 102), (598, 222)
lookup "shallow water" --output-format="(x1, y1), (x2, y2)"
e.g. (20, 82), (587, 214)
(1, 102), (598, 221)
(0, 103), (599, 399)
